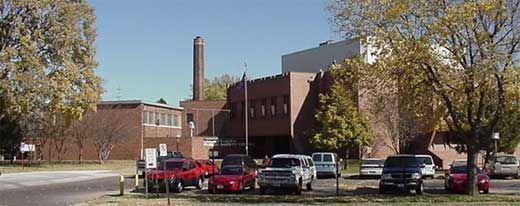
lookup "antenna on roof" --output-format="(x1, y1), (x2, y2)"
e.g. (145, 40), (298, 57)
(116, 84), (122, 100)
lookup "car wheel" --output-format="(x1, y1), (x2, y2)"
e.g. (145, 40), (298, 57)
(173, 180), (183, 193)
(483, 189), (489, 194)
(196, 177), (203, 189)
(259, 186), (266, 195)
(379, 187), (385, 194)
(416, 183), (424, 195)
(295, 179), (303, 195)
(251, 179), (256, 190)
(306, 179), (313, 191)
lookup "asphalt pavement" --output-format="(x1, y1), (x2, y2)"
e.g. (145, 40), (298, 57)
(0, 171), (132, 206)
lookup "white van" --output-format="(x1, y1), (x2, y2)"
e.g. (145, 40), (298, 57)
(415, 155), (436, 178)
(312, 152), (340, 178)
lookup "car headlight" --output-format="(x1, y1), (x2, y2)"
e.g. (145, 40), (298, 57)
(229, 181), (236, 185)
(382, 174), (392, 179)
(411, 172), (421, 179)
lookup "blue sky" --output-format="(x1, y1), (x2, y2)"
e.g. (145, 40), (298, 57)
(90, 0), (341, 105)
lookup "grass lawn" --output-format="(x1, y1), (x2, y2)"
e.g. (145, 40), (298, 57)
(0, 160), (136, 176)
(78, 192), (520, 206)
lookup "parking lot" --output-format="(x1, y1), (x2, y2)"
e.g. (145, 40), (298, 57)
(140, 175), (520, 196)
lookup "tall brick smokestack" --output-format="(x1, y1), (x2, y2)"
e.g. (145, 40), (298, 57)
(193, 36), (205, 101)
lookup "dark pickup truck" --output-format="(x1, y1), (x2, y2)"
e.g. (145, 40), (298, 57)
(379, 155), (424, 195)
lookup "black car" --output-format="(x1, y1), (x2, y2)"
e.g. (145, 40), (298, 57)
(221, 154), (258, 172)
(379, 155), (424, 195)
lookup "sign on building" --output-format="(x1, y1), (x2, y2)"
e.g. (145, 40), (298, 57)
(203, 137), (218, 147)
(159, 144), (168, 157)
(145, 148), (157, 169)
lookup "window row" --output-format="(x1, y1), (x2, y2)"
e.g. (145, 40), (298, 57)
(142, 111), (179, 127)
(230, 95), (289, 119)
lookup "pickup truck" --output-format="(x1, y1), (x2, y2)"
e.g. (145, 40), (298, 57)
(146, 158), (204, 193)
(257, 154), (315, 195)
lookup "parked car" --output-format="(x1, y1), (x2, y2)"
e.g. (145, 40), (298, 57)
(359, 158), (384, 178)
(196, 159), (219, 177)
(415, 155), (436, 179)
(146, 158), (204, 193)
(312, 152), (340, 178)
(487, 154), (519, 178)
(208, 165), (256, 193)
(257, 154), (315, 195)
(379, 155), (424, 195)
(444, 164), (490, 193)
(221, 154), (258, 173)
(303, 155), (317, 180)
(137, 151), (184, 177)
(450, 159), (467, 167)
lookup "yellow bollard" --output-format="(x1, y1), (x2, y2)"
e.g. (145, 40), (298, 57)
(120, 175), (125, 196)
(135, 174), (139, 191)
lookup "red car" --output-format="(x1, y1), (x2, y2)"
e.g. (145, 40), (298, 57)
(146, 158), (205, 193)
(196, 159), (220, 177)
(445, 165), (490, 194)
(208, 165), (256, 194)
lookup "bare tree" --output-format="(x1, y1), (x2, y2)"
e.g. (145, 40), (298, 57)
(86, 109), (129, 164)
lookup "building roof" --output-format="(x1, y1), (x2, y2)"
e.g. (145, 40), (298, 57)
(99, 100), (184, 111)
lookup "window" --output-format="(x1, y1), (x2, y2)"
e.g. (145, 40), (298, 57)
(149, 111), (155, 125)
(186, 113), (194, 123)
(249, 100), (255, 118)
(173, 115), (179, 127)
(261, 99), (266, 117)
(161, 113), (166, 125)
(283, 95), (289, 115)
(167, 114), (173, 126)
(154, 112), (160, 125)
(143, 111), (149, 124)
(270, 96), (277, 116)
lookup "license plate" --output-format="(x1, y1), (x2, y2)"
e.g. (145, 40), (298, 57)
(397, 184), (404, 188)
(217, 185), (223, 189)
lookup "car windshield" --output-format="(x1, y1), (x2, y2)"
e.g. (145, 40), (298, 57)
(451, 166), (481, 174)
(417, 157), (433, 165)
(220, 167), (243, 175)
(222, 157), (242, 166)
(384, 157), (419, 167)
(312, 154), (321, 162)
(496, 156), (518, 164)
(362, 160), (384, 165)
(323, 154), (333, 162)
(165, 161), (184, 170)
(269, 158), (300, 168)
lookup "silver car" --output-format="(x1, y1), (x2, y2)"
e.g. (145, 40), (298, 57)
(359, 158), (384, 178)
(488, 154), (519, 178)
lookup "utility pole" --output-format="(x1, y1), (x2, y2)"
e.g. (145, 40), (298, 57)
(243, 63), (249, 156)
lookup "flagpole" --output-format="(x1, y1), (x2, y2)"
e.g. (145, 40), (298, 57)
(244, 63), (249, 156)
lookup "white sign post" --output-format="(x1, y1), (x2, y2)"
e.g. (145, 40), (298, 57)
(159, 144), (168, 157)
(145, 148), (157, 169)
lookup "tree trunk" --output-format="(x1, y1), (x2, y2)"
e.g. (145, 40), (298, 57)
(466, 142), (479, 195)
(78, 146), (83, 164)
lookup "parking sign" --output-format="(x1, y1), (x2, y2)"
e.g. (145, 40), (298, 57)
(145, 148), (157, 169)
(159, 144), (167, 157)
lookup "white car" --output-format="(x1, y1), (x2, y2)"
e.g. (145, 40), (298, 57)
(359, 158), (384, 178)
(312, 152), (340, 178)
(415, 155), (436, 178)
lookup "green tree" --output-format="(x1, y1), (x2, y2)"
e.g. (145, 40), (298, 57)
(0, 0), (102, 137)
(156, 98), (168, 104)
(204, 74), (240, 101)
(329, 0), (520, 195)
(309, 64), (372, 161)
